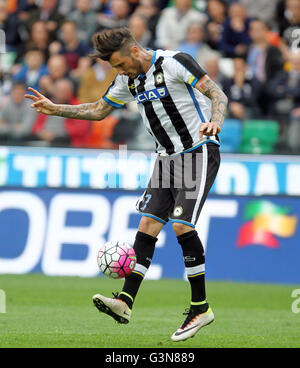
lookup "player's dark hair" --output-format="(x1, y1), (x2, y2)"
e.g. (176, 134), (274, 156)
(90, 27), (139, 61)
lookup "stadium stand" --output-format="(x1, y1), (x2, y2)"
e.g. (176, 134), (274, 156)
(239, 119), (280, 154)
(0, 0), (299, 153)
(219, 118), (242, 153)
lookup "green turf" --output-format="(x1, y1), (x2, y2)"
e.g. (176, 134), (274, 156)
(0, 274), (299, 348)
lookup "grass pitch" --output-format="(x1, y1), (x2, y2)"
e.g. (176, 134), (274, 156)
(0, 274), (299, 348)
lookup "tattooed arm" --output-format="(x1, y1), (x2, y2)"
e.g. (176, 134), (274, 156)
(195, 75), (228, 138)
(25, 87), (114, 121)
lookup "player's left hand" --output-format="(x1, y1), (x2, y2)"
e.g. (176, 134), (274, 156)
(200, 122), (221, 139)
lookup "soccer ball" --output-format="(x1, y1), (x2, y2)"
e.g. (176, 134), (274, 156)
(97, 241), (136, 279)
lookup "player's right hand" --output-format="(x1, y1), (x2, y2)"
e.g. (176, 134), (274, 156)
(25, 87), (56, 115)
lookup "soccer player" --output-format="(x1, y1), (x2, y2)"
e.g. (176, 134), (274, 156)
(26, 27), (227, 342)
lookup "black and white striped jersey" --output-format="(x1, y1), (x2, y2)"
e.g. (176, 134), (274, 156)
(103, 49), (220, 156)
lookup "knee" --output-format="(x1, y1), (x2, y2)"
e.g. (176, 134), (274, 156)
(172, 222), (194, 237)
(138, 216), (164, 237)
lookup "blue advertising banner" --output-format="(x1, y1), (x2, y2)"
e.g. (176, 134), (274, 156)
(0, 146), (300, 195)
(0, 188), (299, 283)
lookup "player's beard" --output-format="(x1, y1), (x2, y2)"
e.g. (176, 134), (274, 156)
(130, 58), (143, 79)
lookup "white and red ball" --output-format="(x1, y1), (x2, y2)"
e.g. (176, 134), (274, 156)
(97, 241), (136, 279)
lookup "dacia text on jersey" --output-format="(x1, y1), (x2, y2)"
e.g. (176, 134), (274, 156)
(135, 87), (168, 104)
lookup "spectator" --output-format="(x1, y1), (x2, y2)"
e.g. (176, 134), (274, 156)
(178, 23), (217, 66)
(39, 54), (69, 97)
(18, 0), (37, 13)
(57, 0), (74, 15)
(204, 53), (226, 88)
(17, 0), (38, 24)
(155, 0), (207, 50)
(267, 50), (300, 153)
(247, 19), (284, 83)
(68, 0), (98, 46)
(0, 82), (36, 142)
(25, 0), (65, 39)
(267, 50), (300, 121)
(239, 0), (277, 26)
(16, 20), (51, 63)
(287, 51), (300, 153)
(204, 0), (227, 50)
(77, 59), (117, 103)
(0, 0), (22, 51)
(279, 0), (300, 49)
(7, 0), (18, 14)
(52, 20), (91, 71)
(13, 48), (48, 91)
(58, 0), (102, 15)
(135, 0), (161, 47)
(32, 79), (90, 147)
(128, 13), (155, 49)
(97, 0), (131, 31)
(223, 57), (262, 120)
(219, 2), (252, 58)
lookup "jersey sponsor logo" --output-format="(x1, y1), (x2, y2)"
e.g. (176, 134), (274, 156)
(135, 87), (168, 104)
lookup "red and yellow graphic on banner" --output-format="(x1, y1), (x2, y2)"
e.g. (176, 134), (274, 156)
(237, 200), (298, 248)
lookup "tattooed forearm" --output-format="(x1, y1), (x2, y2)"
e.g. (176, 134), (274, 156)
(196, 76), (228, 130)
(55, 98), (114, 120)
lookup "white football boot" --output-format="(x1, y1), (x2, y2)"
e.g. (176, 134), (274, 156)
(93, 293), (131, 324)
(171, 306), (214, 342)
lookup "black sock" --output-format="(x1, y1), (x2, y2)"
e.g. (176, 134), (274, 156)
(119, 231), (157, 309)
(177, 230), (207, 307)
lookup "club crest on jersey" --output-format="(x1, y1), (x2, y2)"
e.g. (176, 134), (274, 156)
(155, 72), (164, 85)
(173, 206), (183, 217)
(135, 87), (168, 104)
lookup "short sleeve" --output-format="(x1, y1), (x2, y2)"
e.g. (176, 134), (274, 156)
(172, 52), (207, 87)
(103, 74), (135, 108)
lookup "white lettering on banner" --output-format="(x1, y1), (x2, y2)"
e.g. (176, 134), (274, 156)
(254, 164), (279, 195)
(65, 157), (80, 188)
(47, 157), (62, 187)
(196, 200), (238, 251)
(117, 156), (150, 189)
(42, 194), (110, 277)
(109, 196), (145, 244)
(83, 154), (117, 188)
(0, 192), (46, 273)
(13, 156), (46, 187)
(214, 163), (249, 195)
(0, 191), (243, 278)
(287, 165), (300, 195)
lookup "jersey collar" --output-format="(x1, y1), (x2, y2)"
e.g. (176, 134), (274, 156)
(151, 50), (157, 66)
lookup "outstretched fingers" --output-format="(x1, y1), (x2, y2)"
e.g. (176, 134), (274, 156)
(27, 87), (44, 98)
(25, 88), (45, 109)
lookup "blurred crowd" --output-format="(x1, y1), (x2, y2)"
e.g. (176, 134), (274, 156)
(0, 0), (300, 153)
